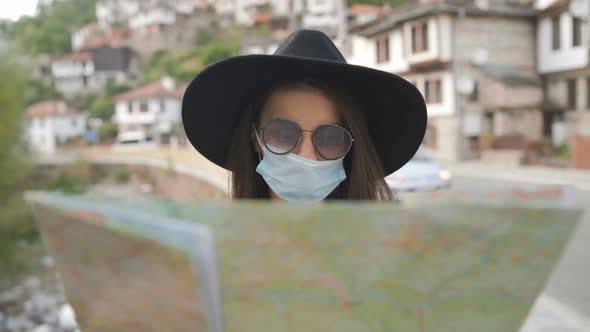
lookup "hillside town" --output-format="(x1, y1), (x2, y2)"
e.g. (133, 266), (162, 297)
(14, 0), (590, 170)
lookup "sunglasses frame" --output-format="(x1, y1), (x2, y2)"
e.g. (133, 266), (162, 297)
(259, 118), (354, 160)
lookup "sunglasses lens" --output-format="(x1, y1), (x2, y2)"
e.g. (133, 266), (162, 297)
(314, 125), (353, 160)
(263, 119), (300, 154)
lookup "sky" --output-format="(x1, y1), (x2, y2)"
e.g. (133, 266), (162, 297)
(0, 0), (39, 21)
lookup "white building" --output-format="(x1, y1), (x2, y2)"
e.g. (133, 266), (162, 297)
(51, 52), (97, 97)
(96, 0), (207, 28)
(536, 0), (590, 145)
(535, 0), (590, 168)
(303, 0), (340, 30)
(112, 77), (186, 146)
(214, 0), (340, 30)
(51, 47), (138, 98)
(26, 100), (87, 154)
(349, 0), (541, 163)
(96, 0), (140, 29)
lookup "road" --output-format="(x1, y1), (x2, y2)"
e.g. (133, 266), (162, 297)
(401, 176), (590, 331)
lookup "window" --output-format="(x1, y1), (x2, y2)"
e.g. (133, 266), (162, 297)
(411, 21), (429, 53)
(483, 113), (494, 134)
(567, 78), (577, 109)
(423, 124), (437, 149)
(71, 118), (78, 127)
(469, 81), (479, 101)
(128, 102), (133, 113)
(376, 35), (390, 64)
(552, 15), (561, 50)
(140, 102), (149, 113)
(160, 100), (166, 113)
(573, 17), (582, 47)
(425, 78), (442, 104)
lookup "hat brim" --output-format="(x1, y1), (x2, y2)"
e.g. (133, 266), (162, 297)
(182, 54), (427, 176)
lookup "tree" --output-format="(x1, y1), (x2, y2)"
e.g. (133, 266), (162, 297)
(105, 78), (131, 97)
(23, 79), (62, 107)
(200, 43), (237, 66)
(90, 97), (115, 121)
(7, 0), (97, 56)
(0, 56), (35, 276)
(194, 27), (216, 47)
(98, 121), (118, 142)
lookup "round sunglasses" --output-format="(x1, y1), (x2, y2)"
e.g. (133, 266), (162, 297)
(258, 118), (354, 160)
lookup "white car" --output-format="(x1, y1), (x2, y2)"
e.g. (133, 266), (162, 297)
(112, 131), (158, 151)
(385, 148), (451, 192)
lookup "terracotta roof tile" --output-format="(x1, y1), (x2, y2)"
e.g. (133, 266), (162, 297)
(540, 0), (570, 14)
(113, 79), (186, 101)
(349, 3), (384, 15)
(26, 100), (80, 118)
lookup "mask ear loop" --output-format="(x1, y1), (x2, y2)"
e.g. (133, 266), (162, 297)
(252, 126), (263, 162)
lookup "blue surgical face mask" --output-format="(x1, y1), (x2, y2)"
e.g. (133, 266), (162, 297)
(254, 132), (347, 202)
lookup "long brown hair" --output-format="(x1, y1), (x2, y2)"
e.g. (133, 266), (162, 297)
(226, 77), (393, 201)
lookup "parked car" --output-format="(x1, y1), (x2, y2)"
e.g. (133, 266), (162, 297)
(385, 148), (452, 192)
(112, 131), (158, 151)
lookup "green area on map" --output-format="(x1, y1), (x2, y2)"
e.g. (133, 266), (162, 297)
(30, 194), (581, 332)
(34, 204), (208, 332)
(201, 204), (579, 332)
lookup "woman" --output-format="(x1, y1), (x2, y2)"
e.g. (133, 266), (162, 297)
(182, 29), (427, 202)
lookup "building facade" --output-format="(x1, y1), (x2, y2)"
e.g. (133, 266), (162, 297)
(51, 46), (138, 97)
(214, 0), (341, 32)
(112, 77), (186, 145)
(349, 0), (541, 163)
(26, 100), (87, 154)
(94, 0), (213, 56)
(536, 0), (590, 168)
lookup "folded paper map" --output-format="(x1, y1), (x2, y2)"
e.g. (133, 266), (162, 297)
(26, 192), (582, 332)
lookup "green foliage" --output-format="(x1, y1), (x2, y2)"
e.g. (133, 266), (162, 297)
(201, 42), (237, 66)
(105, 78), (131, 97)
(141, 48), (202, 84)
(29, 162), (110, 195)
(554, 144), (570, 159)
(112, 166), (131, 184)
(98, 121), (118, 142)
(0, 57), (36, 278)
(90, 97), (115, 121)
(5, 0), (97, 56)
(23, 79), (62, 107)
(194, 27), (217, 47)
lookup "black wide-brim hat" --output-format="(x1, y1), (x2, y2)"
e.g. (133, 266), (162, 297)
(182, 29), (427, 176)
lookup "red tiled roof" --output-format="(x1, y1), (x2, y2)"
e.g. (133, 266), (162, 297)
(349, 3), (383, 15)
(26, 100), (79, 118)
(253, 11), (273, 25)
(83, 36), (126, 49)
(113, 80), (187, 101)
(53, 52), (93, 62)
(80, 22), (100, 31)
(540, 0), (570, 14)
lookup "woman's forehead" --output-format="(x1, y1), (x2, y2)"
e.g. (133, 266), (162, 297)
(260, 88), (341, 127)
